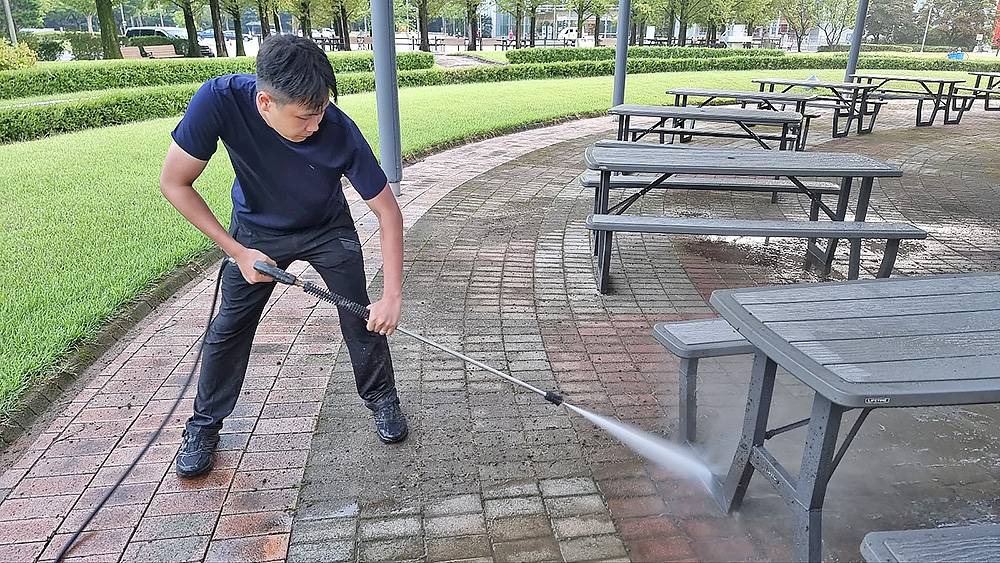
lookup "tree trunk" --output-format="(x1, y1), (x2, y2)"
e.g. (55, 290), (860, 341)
(258, 2), (271, 37)
(273, 9), (282, 34)
(466, 4), (478, 50)
(232, 11), (245, 55)
(95, 0), (121, 58)
(666, 8), (674, 43)
(299, 2), (312, 38)
(529, 12), (536, 47)
(796, 33), (803, 52)
(576, 11), (584, 47)
(85, 14), (94, 33)
(418, 0), (430, 51)
(629, 21), (636, 45)
(340, 3), (351, 50)
(638, 19), (646, 45)
(593, 15), (600, 47)
(182, 3), (200, 56)
(209, 0), (228, 56)
(678, 16), (687, 46)
(514, 5), (522, 48)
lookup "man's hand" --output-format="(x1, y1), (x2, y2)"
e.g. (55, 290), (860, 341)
(366, 295), (401, 336)
(234, 247), (277, 284)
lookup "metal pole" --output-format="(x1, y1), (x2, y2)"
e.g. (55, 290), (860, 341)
(371, 0), (403, 196)
(844, 0), (869, 82)
(612, 0), (632, 106)
(2, 0), (16, 46)
(920, 1), (933, 53)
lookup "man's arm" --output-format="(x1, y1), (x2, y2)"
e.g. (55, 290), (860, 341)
(159, 141), (274, 283)
(363, 185), (404, 335)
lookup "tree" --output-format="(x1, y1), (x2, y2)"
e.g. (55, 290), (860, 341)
(524, 0), (544, 46)
(815, 0), (857, 46)
(51, 0), (95, 32)
(497, 0), (524, 46)
(256, 0), (276, 37)
(733, 0), (777, 35)
(866, 0), (912, 43)
(931, 0), (995, 48)
(95, 0), (120, 57)
(415, 0), (449, 51)
(2, 0), (42, 39)
(221, 0), (248, 55)
(674, 0), (712, 45)
(291, 0), (314, 38)
(464, 0), (480, 50)
(567, 0), (594, 46)
(208, 0), (228, 55)
(778, 0), (819, 51)
(152, 0), (202, 56)
(589, 0), (612, 47)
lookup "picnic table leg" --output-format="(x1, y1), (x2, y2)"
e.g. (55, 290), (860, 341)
(679, 358), (699, 444)
(717, 353), (777, 513)
(595, 229), (612, 294)
(846, 177), (873, 279)
(792, 394), (846, 563)
(807, 177), (853, 275)
(944, 84), (964, 125)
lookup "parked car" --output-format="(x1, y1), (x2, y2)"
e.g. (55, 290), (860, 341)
(124, 26), (213, 57)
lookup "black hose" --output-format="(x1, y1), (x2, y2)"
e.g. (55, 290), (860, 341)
(53, 260), (228, 561)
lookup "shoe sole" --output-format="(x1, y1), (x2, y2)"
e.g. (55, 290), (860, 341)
(378, 429), (409, 444)
(175, 460), (215, 479)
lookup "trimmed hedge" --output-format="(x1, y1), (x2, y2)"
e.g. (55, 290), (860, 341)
(6, 53), (1000, 144)
(0, 51), (435, 100)
(817, 44), (914, 53)
(506, 46), (785, 64)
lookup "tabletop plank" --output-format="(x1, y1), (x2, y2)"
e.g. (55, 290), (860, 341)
(608, 103), (803, 124)
(743, 291), (1000, 322)
(733, 275), (1000, 305)
(666, 88), (819, 102)
(793, 331), (1000, 365)
(770, 309), (1000, 342)
(585, 145), (902, 177)
(851, 73), (966, 84)
(829, 355), (1000, 384)
(752, 78), (879, 89)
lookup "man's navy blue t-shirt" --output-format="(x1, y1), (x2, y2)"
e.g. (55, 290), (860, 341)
(171, 74), (387, 232)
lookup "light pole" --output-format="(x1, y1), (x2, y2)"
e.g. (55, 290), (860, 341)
(3, 0), (17, 45)
(920, 0), (933, 53)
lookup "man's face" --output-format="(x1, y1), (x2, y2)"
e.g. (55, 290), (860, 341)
(256, 91), (328, 142)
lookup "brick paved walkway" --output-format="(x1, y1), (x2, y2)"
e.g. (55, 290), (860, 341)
(2, 105), (999, 562)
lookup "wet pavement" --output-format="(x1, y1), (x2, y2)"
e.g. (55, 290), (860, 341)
(1, 104), (999, 562)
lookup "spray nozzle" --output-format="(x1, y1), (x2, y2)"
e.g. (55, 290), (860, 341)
(544, 391), (564, 406)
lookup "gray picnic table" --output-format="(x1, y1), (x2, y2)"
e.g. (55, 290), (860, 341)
(708, 273), (1000, 562)
(585, 143), (902, 286)
(851, 73), (967, 126)
(608, 103), (803, 150)
(667, 88), (820, 150)
(963, 71), (1000, 112)
(753, 78), (884, 138)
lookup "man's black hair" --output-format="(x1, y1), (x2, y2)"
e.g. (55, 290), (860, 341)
(256, 34), (339, 110)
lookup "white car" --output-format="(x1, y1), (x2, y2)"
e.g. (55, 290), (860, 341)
(125, 26), (214, 57)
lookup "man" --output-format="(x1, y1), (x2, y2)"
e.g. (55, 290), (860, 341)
(159, 34), (407, 479)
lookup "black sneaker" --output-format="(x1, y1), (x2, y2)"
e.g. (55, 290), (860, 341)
(370, 399), (409, 444)
(175, 429), (220, 478)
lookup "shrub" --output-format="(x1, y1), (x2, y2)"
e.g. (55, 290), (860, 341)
(64, 32), (105, 60)
(19, 33), (66, 61)
(0, 40), (37, 71)
(0, 51), (434, 100)
(817, 44), (914, 53)
(506, 46), (785, 64)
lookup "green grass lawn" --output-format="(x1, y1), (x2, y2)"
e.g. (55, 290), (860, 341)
(0, 66), (974, 416)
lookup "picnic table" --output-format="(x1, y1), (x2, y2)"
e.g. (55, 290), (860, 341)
(608, 104), (803, 150)
(753, 78), (884, 138)
(851, 73), (967, 126)
(708, 273), (1000, 562)
(962, 71), (1000, 112)
(585, 143), (903, 289)
(667, 89), (820, 150)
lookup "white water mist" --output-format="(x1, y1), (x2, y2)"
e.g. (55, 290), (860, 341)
(565, 403), (716, 494)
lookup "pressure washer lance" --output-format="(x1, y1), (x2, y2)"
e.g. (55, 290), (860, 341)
(241, 258), (565, 406)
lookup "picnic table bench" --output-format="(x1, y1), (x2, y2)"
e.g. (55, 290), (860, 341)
(608, 104), (803, 151)
(708, 273), (1000, 562)
(753, 78), (885, 138)
(583, 143), (915, 293)
(957, 71), (1000, 112)
(666, 88), (820, 149)
(861, 524), (1000, 562)
(143, 44), (181, 59)
(851, 73), (967, 126)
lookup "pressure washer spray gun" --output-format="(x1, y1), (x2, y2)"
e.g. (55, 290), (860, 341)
(233, 258), (566, 407)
